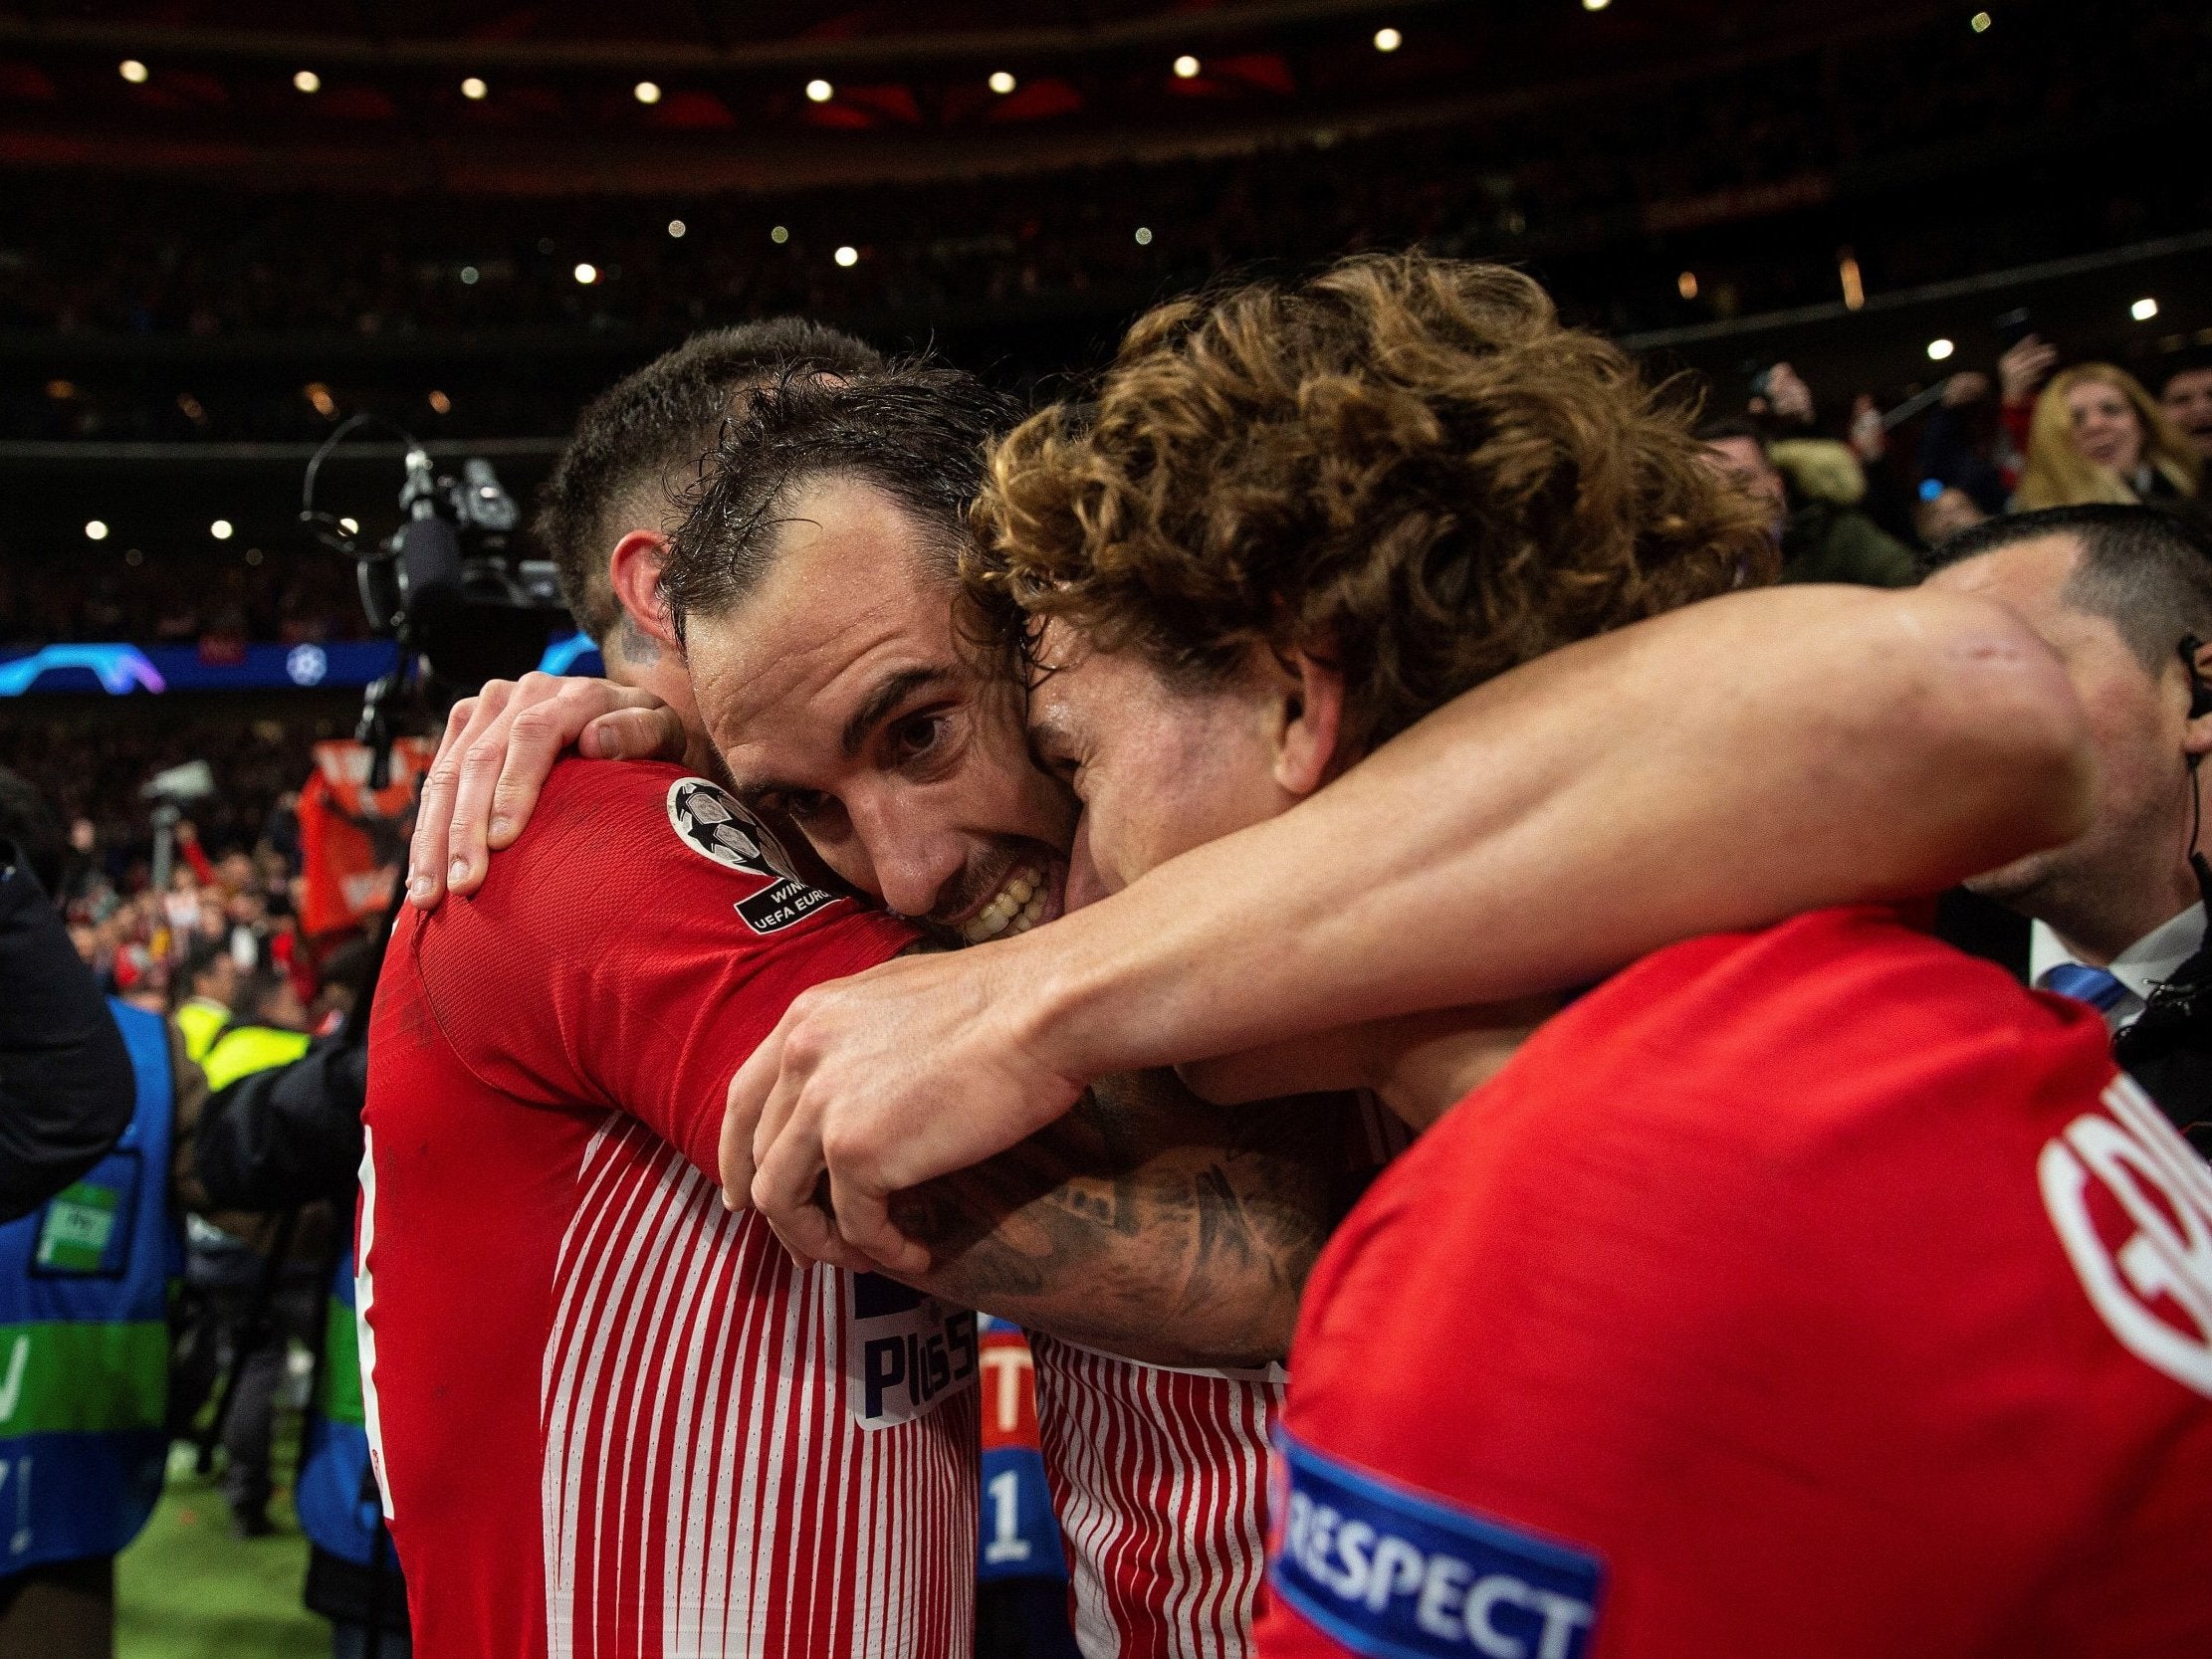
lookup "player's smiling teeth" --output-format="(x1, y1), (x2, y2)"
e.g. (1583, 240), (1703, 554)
(960, 865), (1050, 943)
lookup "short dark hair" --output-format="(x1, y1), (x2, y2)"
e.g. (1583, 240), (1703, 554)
(1930, 504), (2212, 673)
(1693, 415), (1769, 450)
(537, 319), (885, 643)
(663, 360), (1021, 641)
(178, 935), (234, 999)
(0, 765), (64, 898)
(2154, 349), (2212, 399)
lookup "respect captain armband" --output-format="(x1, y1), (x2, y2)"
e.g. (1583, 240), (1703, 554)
(1269, 1430), (1604, 1659)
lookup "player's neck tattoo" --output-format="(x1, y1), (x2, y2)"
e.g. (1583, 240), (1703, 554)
(617, 612), (661, 667)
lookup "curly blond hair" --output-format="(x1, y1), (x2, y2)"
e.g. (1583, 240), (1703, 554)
(966, 254), (1773, 751)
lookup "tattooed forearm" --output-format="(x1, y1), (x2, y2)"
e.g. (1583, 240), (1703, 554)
(886, 1068), (1352, 1369)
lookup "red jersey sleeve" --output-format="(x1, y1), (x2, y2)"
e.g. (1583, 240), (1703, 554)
(403, 760), (916, 1177)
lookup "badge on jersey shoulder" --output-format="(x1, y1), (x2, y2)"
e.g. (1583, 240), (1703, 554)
(845, 1272), (978, 1430)
(2041, 1073), (2212, 1400)
(665, 777), (840, 935)
(1269, 1430), (1603, 1659)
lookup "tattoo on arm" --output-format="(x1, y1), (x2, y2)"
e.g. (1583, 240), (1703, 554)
(886, 1070), (1354, 1368)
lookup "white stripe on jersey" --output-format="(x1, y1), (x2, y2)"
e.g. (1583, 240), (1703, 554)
(354, 1123), (392, 1521)
(541, 1114), (978, 1658)
(1030, 1334), (1283, 1659)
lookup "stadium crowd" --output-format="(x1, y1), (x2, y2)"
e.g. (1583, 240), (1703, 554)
(9, 321), (2206, 650)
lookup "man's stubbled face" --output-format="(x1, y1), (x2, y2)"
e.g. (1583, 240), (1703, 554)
(684, 474), (1076, 943)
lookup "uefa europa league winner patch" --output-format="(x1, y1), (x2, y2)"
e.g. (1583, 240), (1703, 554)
(665, 776), (841, 935)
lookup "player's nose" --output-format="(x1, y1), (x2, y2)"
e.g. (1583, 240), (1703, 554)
(849, 809), (963, 923)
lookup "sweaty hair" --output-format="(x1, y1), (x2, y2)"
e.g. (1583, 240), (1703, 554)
(0, 765), (64, 898)
(536, 319), (885, 644)
(1930, 504), (2212, 674)
(968, 254), (1771, 751)
(662, 360), (1021, 641)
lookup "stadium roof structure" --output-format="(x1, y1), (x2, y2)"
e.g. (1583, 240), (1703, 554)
(0, 0), (1962, 193)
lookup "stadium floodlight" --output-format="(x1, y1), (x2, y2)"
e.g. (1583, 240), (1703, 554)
(461, 77), (488, 100)
(806, 79), (834, 103)
(294, 70), (321, 94)
(990, 72), (1016, 95)
(2131, 298), (2159, 322)
(119, 60), (148, 84)
(1173, 56), (1201, 79)
(573, 262), (599, 285)
(1374, 28), (1403, 52)
(210, 518), (234, 540)
(633, 81), (662, 104)
(1926, 338), (1956, 361)
(834, 245), (859, 268)
(86, 519), (109, 541)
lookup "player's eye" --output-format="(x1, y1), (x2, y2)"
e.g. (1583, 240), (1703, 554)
(1028, 730), (1080, 787)
(762, 788), (829, 823)
(890, 713), (946, 763)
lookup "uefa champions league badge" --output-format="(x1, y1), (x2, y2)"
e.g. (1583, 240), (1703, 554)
(665, 776), (840, 934)
(1269, 1429), (1603, 1659)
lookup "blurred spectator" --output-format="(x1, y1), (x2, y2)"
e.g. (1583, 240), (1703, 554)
(172, 935), (240, 1064)
(0, 714), (326, 875)
(1696, 418), (1916, 586)
(1915, 486), (1990, 547)
(1917, 370), (2016, 518)
(2016, 363), (2204, 516)
(176, 960), (313, 1541)
(1926, 504), (2212, 1151)
(2158, 355), (2212, 462)
(0, 553), (367, 651)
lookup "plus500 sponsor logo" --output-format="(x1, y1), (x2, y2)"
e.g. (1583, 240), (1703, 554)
(1271, 1433), (1600, 1659)
(847, 1273), (977, 1428)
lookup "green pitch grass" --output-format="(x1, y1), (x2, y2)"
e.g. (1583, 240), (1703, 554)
(116, 1439), (327, 1659)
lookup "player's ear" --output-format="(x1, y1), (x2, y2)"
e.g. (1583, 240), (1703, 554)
(1269, 645), (1346, 800)
(607, 530), (680, 654)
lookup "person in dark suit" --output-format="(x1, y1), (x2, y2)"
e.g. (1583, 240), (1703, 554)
(1926, 504), (2212, 1151)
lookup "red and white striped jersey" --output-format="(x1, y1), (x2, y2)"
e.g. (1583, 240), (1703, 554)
(361, 761), (979, 1658)
(1030, 1335), (1284, 1659)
